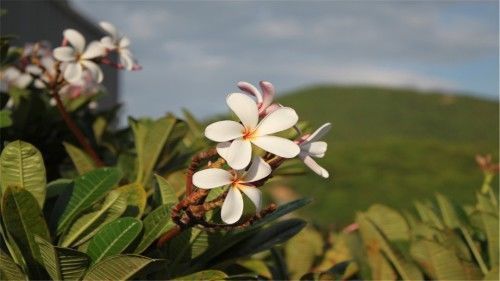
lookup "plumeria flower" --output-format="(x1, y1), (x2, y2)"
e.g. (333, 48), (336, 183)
(193, 157), (271, 224)
(26, 57), (56, 89)
(237, 81), (281, 116)
(99, 21), (135, 71)
(0, 67), (32, 92)
(298, 123), (331, 178)
(53, 29), (105, 83)
(206, 93), (300, 170)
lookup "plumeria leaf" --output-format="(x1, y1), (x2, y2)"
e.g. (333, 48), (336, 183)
(0, 140), (46, 208)
(87, 217), (142, 264)
(35, 236), (90, 281)
(133, 204), (175, 254)
(154, 174), (178, 206)
(0, 109), (13, 128)
(1, 188), (50, 279)
(63, 142), (96, 175)
(57, 167), (122, 234)
(174, 270), (228, 281)
(82, 254), (156, 281)
(0, 249), (27, 281)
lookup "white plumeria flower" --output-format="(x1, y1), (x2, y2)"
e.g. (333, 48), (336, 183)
(53, 29), (105, 83)
(237, 81), (280, 116)
(26, 57), (56, 89)
(298, 123), (331, 178)
(193, 157), (271, 224)
(0, 67), (32, 92)
(99, 21), (135, 71)
(206, 93), (300, 170)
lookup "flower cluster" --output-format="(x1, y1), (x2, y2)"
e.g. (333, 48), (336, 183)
(1, 22), (138, 109)
(192, 81), (331, 224)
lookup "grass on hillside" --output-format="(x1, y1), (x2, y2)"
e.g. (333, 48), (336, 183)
(274, 85), (499, 226)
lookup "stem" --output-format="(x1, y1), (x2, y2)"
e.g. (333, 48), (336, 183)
(156, 225), (182, 248)
(52, 89), (104, 167)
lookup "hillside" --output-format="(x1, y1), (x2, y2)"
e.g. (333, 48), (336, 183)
(275, 85), (499, 226)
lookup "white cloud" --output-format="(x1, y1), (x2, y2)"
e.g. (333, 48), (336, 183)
(162, 41), (227, 70)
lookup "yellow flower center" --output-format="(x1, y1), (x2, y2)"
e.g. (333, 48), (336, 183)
(242, 127), (256, 140)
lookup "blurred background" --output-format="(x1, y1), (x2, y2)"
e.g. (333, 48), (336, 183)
(2, 0), (498, 226)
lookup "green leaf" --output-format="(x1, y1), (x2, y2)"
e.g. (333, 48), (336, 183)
(82, 254), (155, 281)
(435, 193), (461, 229)
(252, 198), (312, 228)
(117, 182), (147, 217)
(0, 249), (26, 281)
(46, 179), (73, 199)
(483, 266), (499, 280)
(63, 142), (96, 175)
(59, 190), (128, 247)
(181, 108), (203, 138)
(221, 219), (307, 261)
(57, 167), (122, 234)
(285, 227), (324, 280)
(414, 201), (444, 230)
(1, 188), (50, 279)
(155, 174), (178, 206)
(410, 240), (467, 280)
(0, 140), (46, 208)
(133, 204), (175, 254)
(130, 116), (176, 186)
(470, 211), (499, 269)
(87, 217), (142, 264)
(35, 236), (89, 281)
(174, 270), (227, 281)
(366, 204), (410, 241)
(0, 109), (12, 128)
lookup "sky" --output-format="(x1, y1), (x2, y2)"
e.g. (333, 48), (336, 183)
(71, 0), (499, 120)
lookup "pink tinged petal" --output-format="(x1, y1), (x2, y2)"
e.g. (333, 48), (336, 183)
(221, 187), (244, 224)
(81, 60), (103, 83)
(53, 47), (77, 62)
(192, 168), (233, 189)
(239, 185), (262, 212)
(255, 107), (298, 136)
(259, 81), (275, 109)
(119, 49), (134, 70)
(100, 36), (116, 49)
(82, 41), (105, 59)
(305, 123), (332, 143)
(63, 29), (85, 53)
(241, 156), (271, 183)
(299, 153), (329, 178)
(226, 93), (259, 129)
(252, 136), (300, 158)
(119, 36), (131, 48)
(99, 21), (118, 39)
(63, 62), (83, 83)
(237, 81), (263, 103)
(301, 141), (327, 158)
(263, 103), (281, 116)
(225, 138), (252, 170)
(205, 120), (244, 142)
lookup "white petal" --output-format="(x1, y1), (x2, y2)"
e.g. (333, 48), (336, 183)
(226, 93), (259, 129)
(242, 156), (271, 183)
(301, 141), (327, 158)
(34, 79), (46, 89)
(81, 60), (103, 83)
(255, 107), (298, 136)
(192, 168), (233, 189)
(239, 184), (262, 212)
(205, 120), (244, 142)
(15, 74), (32, 88)
(82, 41), (105, 59)
(221, 187), (244, 224)
(252, 136), (300, 158)
(259, 81), (275, 109)
(63, 63), (83, 83)
(305, 123), (332, 143)
(224, 138), (252, 170)
(119, 36), (131, 48)
(53, 47), (76, 62)
(119, 49), (134, 70)
(100, 36), (116, 49)
(300, 153), (329, 178)
(216, 142), (232, 161)
(237, 81), (263, 103)
(99, 21), (118, 39)
(25, 65), (42, 75)
(64, 29), (85, 53)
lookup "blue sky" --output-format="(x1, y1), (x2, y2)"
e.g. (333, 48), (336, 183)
(71, 1), (499, 119)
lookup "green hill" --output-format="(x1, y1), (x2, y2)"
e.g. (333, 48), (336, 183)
(276, 85), (499, 226)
